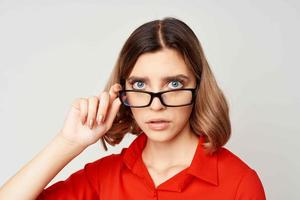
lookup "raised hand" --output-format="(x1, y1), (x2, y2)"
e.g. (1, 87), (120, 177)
(58, 83), (123, 149)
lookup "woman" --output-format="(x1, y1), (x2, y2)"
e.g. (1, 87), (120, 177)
(0, 17), (266, 199)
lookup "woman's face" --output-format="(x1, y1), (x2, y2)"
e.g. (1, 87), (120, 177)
(125, 48), (197, 142)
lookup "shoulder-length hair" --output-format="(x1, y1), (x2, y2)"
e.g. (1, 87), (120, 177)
(100, 17), (231, 155)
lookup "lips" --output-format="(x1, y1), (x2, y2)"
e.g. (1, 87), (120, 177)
(146, 118), (170, 123)
(146, 120), (170, 131)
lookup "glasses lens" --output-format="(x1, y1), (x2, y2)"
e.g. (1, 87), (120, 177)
(121, 91), (151, 107)
(162, 90), (193, 106)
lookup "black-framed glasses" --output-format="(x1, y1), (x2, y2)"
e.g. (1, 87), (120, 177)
(118, 88), (197, 108)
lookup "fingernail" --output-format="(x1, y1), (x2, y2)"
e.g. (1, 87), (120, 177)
(97, 115), (103, 125)
(89, 119), (93, 129)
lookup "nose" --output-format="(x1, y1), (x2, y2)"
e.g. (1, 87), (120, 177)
(149, 96), (166, 110)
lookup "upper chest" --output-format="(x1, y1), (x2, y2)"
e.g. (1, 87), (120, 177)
(146, 164), (189, 188)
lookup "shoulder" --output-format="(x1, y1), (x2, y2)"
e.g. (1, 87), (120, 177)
(217, 147), (252, 172)
(84, 148), (127, 175)
(36, 150), (127, 199)
(80, 149), (126, 189)
(217, 147), (256, 179)
(216, 147), (266, 199)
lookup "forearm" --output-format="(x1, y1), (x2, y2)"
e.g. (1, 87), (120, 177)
(0, 133), (86, 200)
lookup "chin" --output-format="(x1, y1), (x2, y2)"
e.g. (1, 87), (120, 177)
(143, 128), (178, 143)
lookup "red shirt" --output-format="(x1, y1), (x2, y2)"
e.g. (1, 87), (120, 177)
(37, 132), (266, 199)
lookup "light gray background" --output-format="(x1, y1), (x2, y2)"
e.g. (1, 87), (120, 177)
(0, 0), (299, 199)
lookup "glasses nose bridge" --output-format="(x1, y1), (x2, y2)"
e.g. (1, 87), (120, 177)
(149, 91), (165, 106)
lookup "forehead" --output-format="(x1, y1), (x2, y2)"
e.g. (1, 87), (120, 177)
(128, 48), (193, 79)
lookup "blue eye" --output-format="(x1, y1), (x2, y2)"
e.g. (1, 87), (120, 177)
(132, 81), (145, 89)
(168, 80), (183, 89)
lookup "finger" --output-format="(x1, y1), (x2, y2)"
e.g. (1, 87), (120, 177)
(71, 98), (81, 111)
(104, 97), (122, 130)
(87, 96), (99, 129)
(79, 98), (88, 125)
(96, 92), (109, 125)
(96, 84), (122, 126)
(108, 83), (123, 104)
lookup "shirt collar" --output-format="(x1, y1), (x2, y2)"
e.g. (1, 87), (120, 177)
(121, 132), (219, 188)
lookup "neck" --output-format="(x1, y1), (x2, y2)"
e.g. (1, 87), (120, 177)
(142, 126), (199, 171)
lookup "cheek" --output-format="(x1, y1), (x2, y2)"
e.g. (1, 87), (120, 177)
(173, 107), (193, 124)
(130, 108), (144, 124)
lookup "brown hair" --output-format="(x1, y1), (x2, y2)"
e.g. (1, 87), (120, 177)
(100, 17), (231, 155)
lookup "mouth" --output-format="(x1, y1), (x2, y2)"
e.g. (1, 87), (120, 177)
(146, 118), (170, 123)
(146, 119), (170, 130)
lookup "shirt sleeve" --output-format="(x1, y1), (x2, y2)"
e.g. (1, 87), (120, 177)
(234, 168), (266, 200)
(36, 158), (102, 200)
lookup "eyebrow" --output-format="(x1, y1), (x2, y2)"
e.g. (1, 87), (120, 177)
(127, 74), (190, 83)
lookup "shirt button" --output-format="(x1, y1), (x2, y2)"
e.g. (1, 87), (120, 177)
(153, 190), (157, 197)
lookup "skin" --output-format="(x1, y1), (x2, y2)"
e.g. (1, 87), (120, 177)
(126, 48), (200, 187)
